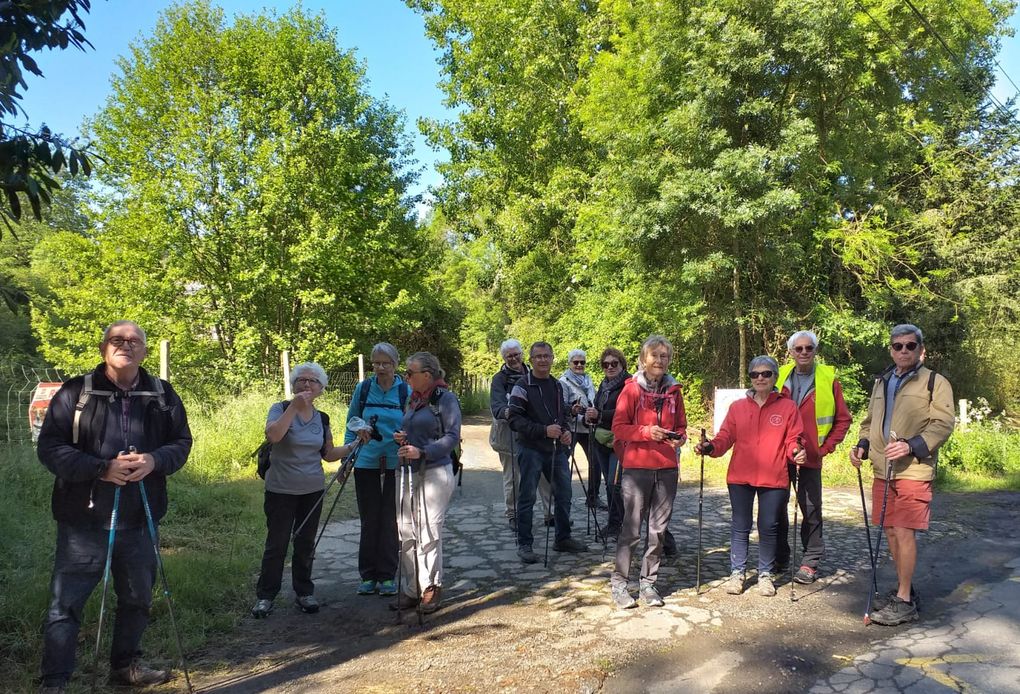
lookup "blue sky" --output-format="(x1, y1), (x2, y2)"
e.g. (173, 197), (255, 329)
(14, 1), (1020, 205)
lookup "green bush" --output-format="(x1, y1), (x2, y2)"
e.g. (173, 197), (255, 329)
(938, 422), (1020, 478)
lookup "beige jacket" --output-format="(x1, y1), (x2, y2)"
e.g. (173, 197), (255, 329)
(859, 365), (955, 481)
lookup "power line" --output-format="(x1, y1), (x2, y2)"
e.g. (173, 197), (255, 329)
(944, 0), (1020, 102)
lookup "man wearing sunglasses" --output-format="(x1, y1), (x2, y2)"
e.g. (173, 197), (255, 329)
(850, 324), (955, 626)
(774, 331), (852, 585)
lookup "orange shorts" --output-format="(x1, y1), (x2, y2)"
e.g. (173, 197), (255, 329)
(871, 478), (932, 530)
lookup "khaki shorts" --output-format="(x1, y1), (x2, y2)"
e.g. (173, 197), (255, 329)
(872, 479), (932, 530)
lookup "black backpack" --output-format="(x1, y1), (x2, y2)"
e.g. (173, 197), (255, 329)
(254, 402), (331, 479)
(427, 387), (464, 485)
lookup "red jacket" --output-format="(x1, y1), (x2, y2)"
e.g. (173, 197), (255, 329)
(777, 379), (852, 469)
(612, 376), (687, 470)
(708, 391), (803, 488)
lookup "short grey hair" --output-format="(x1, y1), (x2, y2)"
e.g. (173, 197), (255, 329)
(500, 339), (523, 357)
(101, 320), (147, 346)
(291, 362), (328, 388)
(639, 335), (673, 364)
(567, 348), (587, 362)
(787, 330), (818, 351)
(748, 355), (779, 374)
(408, 351), (445, 380)
(371, 342), (400, 366)
(891, 324), (923, 344)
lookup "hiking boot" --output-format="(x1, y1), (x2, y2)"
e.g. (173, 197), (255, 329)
(377, 579), (398, 596)
(389, 591), (420, 611)
(611, 584), (638, 609)
(357, 580), (378, 595)
(794, 565), (818, 584)
(518, 546), (539, 564)
(109, 661), (171, 687)
(553, 537), (587, 553)
(869, 596), (919, 626)
(295, 594), (319, 613)
(420, 585), (442, 614)
(873, 587), (920, 613)
(757, 572), (776, 597)
(724, 570), (745, 595)
(251, 598), (273, 618)
(639, 583), (665, 607)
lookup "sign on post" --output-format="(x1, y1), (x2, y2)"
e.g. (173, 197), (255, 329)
(712, 388), (746, 436)
(30, 382), (63, 442)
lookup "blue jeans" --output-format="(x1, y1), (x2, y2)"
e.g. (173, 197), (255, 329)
(728, 483), (789, 573)
(41, 524), (157, 686)
(516, 445), (572, 547)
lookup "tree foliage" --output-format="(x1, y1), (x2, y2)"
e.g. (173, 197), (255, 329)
(411, 0), (1020, 412)
(0, 0), (97, 234)
(31, 2), (449, 388)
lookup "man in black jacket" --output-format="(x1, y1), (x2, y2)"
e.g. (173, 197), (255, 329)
(36, 321), (192, 693)
(508, 341), (587, 562)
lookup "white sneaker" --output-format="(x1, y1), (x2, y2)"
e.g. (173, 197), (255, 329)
(724, 570), (745, 595)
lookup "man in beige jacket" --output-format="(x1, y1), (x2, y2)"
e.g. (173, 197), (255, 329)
(850, 324), (955, 626)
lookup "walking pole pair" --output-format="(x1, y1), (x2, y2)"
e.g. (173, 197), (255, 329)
(790, 463), (800, 602)
(396, 454), (426, 626)
(570, 418), (604, 545)
(292, 439), (364, 549)
(696, 429), (706, 594)
(510, 436), (519, 546)
(856, 466), (879, 597)
(545, 440), (556, 567)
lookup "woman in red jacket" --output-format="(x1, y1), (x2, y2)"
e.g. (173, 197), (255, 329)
(696, 356), (805, 597)
(609, 335), (686, 609)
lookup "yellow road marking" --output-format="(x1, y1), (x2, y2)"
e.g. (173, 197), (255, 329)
(895, 655), (989, 693)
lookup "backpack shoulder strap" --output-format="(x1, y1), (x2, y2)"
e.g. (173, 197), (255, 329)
(356, 379), (370, 416)
(429, 387), (447, 435)
(927, 369), (936, 403)
(399, 381), (409, 408)
(72, 373), (94, 445)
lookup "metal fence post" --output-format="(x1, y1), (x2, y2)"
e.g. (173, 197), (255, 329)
(358, 354), (365, 382)
(159, 340), (169, 381)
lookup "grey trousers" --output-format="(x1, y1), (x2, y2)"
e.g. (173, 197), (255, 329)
(612, 467), (679, 588)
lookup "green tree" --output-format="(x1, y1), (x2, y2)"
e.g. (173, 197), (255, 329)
(32, 2), (439, 386)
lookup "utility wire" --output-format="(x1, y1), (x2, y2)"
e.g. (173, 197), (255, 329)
(944, 0), (1020, 101)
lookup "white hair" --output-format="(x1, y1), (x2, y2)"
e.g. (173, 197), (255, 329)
(787, 330), (818, 351)
(101, 320), (147, 346)
(500, 339), (522, 357)
(891, 324), (923, 344)
(290, 362), (328, 388)
(567, 348), (587, 362)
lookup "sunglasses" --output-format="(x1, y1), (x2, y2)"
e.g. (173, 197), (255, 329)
(793, 345), (815, 354)
(749, 370), (775, 379)
(601, 360), (620, 369)
(891, 341), (919, 352)
(572, 360), (586, 366)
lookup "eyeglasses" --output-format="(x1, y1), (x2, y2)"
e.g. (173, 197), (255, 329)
(371, 361), (393, 368)
(749, 370), (775, 379)
(601, 360), (620, 369)
(572, 360), (586, 366)
(294, 377), (321, 386)
(792, 345), (815, 354)
(531, 353), (552, 361)
(107, 337), (144, 348)
(891, 341), (919, 352)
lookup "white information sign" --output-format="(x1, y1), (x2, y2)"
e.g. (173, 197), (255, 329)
(712, 388), (746, 436)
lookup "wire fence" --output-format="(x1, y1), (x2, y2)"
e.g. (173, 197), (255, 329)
(0, 363), (490, 445)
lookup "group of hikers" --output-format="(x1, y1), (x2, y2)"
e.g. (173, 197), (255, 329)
(32, 319), (954, 692)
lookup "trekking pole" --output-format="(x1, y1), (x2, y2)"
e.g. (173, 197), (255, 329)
(411, 455), (425, 626)
(569, 415), (591, 537)
(138, 480), (194, 693)
(395, 459), (407, 624)
(570, 439), (605, 548)
(510, 436), (519, 546)
(696, 428), (706, 595)
(545, 441), (556, 567)
(585, 426), (601, 535)
(856, 465), (878, 596)
(91, 486), (121, 692)
(790, 463), (800, 603)
(863, 455), (895, 625)
(294, 440), (362, 546)
(310, 452), (359, 556)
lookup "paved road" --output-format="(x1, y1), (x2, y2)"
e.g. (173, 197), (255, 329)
(194, 419), (1020, 693)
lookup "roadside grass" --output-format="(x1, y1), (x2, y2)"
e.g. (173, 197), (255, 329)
(0, 389), (355, 692)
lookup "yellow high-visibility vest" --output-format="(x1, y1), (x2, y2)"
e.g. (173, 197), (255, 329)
(777, 362), (836, 445)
